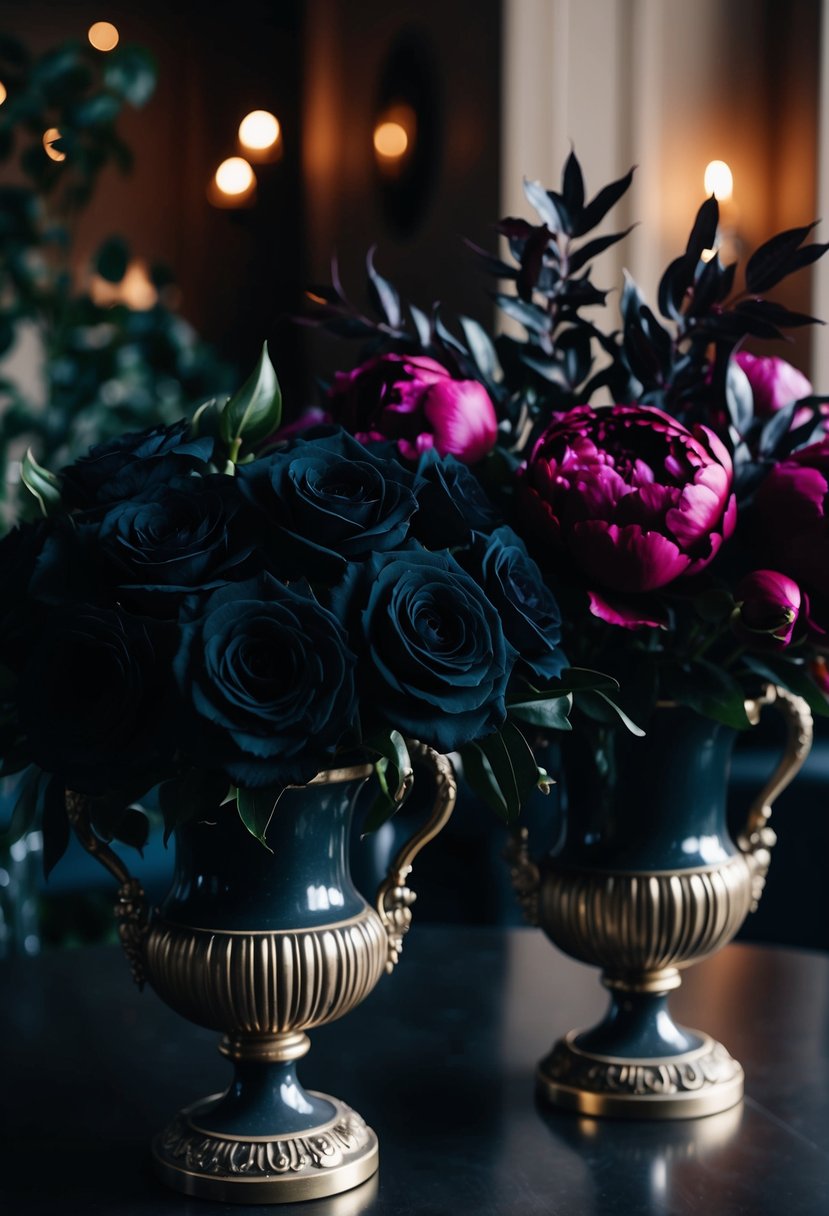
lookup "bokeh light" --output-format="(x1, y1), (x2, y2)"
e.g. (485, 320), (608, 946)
(88, 22), (120, 52)
(43, 128), (66, 162)
(238, 110), (281, 152)
(704, 160), (734, 202)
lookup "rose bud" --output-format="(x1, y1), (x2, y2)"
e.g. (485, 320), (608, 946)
(734, 352), (813, 417)
(733, 570), (802, 649)
(518, 404), (736, 601)
(326, 353), (498, 464)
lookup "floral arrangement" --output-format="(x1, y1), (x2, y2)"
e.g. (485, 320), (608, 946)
(0, 346), (611, 867)
(303, 151), (829, 741)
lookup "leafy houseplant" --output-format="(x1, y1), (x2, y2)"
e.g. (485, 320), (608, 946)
(302, 150), (829, 1118)
(0, 34), (233, 534)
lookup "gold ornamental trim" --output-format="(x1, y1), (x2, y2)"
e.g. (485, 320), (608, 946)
(157, 910), (374, 936)
(539, 852), (755, 974)
(152, 1092), (379, 1203)
(306, 763), (374, 785)
(537, 1031), (745, 1120)
(145, 906), (388, 1036)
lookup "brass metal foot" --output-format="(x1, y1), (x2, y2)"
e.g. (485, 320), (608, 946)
(537, 1030), (744, 1120)
(151, 1091), (379, 1203)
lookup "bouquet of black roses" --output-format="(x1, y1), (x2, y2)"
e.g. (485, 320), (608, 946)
(303, 151), (829, 738)
(0, 346), (620, 868)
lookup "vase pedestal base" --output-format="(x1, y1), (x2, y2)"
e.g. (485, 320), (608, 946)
(536, 1030), (744, 1120)
(151, 1091), (379, 1204)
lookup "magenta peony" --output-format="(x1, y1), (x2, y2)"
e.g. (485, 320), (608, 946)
(733, 570), (802, 648)
(752, 440), (829, 607)
(734, 352), (813, 416)
(519, 405), (736, 596)
(326, 353), (498, 464)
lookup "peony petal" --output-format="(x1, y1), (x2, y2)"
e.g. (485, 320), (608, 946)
(573, 520), (691, 592)
(422, 380), (498, 463)
(588, 590), (668, 629)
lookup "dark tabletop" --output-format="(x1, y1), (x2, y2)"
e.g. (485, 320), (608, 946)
(1, 927), (828, 1216)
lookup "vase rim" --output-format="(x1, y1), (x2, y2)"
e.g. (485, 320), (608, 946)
(304, 763), (374, 785)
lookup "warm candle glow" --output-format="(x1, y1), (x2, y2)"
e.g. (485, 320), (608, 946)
(238, 110), (281, 152)
(88, 21), (120, 52)
(214, 157), (255, 196)
(43, 128), (66, 162)
(704, 160), (733, 202)
(373, 121), (409, 161)
(91, 259), (158, 310)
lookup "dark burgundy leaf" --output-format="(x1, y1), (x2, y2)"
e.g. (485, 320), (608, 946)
(744, 222), (818, 293)
(562, 150), (585, 215)
(685, 196), (719, 262)
(523, 178), (563, 231)
(567, 225), (636, 274)
(735, 299), (823, 328)
(517, 225), (552, 301)
(574, 166), (635, 236)
(658, 254), (694, 319)
(366, 246), (401, 328)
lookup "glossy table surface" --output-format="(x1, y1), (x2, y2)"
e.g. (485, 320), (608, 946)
(1, 927), (828, 1216)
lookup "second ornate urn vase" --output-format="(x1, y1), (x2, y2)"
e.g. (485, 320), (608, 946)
(507, 686), (813, 1119)
(67, 744), (456, 1203)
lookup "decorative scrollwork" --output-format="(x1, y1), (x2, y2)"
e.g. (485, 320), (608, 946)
(504, 827), (540, 926)
(542, 1035), (741, 1098)
(65, 791), (152, 989)
(376, 742), (456, 972)
(156, 1100), (373, 1179)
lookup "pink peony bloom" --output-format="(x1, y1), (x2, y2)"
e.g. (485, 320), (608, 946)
(519, 404), (736, 599)
(734, 352), (813, 416)
(326, 353), (498, 464)
(733, 570), (802, 649)
(752, 440), (829, 618)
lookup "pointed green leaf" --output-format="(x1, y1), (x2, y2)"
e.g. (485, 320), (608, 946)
(219, 343), (282, 449)
(508, 692), (573, 730)
(21, 448), (62, 516)
(237, 784), (283, 850)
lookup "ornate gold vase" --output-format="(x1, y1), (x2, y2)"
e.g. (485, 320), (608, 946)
(68, 743), (456, 1202)
(507, 686), (812, 1120)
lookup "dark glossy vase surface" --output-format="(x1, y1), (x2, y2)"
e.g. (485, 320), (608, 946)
(162, 778), (369, 931)
(556, 707), (738, 871)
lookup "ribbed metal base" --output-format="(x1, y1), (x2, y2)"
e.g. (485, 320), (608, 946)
(537, 1031), (745, 1120)
(151, 1091), (379, 1203)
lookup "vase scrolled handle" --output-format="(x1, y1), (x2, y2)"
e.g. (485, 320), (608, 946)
(376, 740), (458, 971)
(737, 684), (813, 910)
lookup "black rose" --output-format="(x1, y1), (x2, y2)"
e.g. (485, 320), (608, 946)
(332, 546), (515, 753)
(60, 418), (213, 510)
(17, 604), (175, 794)
(411, 449), (503, 547)
(465, 526), (567, 682)
(91, 474), (260, 600)
(174, 573), (358, 788)
(237, 429), (422, 580)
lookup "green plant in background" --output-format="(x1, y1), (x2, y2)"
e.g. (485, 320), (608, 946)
(0, 32), (234, 531)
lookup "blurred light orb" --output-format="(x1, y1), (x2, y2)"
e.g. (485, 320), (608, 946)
(88, 21), (120, 52)
(238, 110), (280, 151)
(373, 121), (408, 160)
(214, 157), (255, 196)
(43, 128), (66, 162)
(0, 82), (7, 106)
(704, 160), (733, 202)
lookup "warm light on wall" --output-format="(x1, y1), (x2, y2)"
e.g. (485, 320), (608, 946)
(373, 103), (417, 171)
(88, 21), (120, 52)
(238, 110), (281, 152)
(703, 159), (734, 202)
(91, 259), (158, 310)
(0, 82), (7, 106)
(374, 121), (408, 160)
(208, 157), (257, 208)
(42, 128), (66, 162)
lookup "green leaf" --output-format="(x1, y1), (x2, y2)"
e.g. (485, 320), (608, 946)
(508, 692), (573, 731)
(103, 46), (158, 107)
(72, 93), (121, 127)
(463, 724), (541, 822)
(362, 730), (412, 833)
(112, 807), (150, 853)
(42, 775), (70, 879)
(577, 690), (646, 735)
(744, 654), (829, 719)
(237, 784), (283, 849)
(95, 235), (129, 282)
(663, 661), (751, 730)
(21, 447), (62, 516)
(0, 767), (42, 849)
(219, 342), (282, 449)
